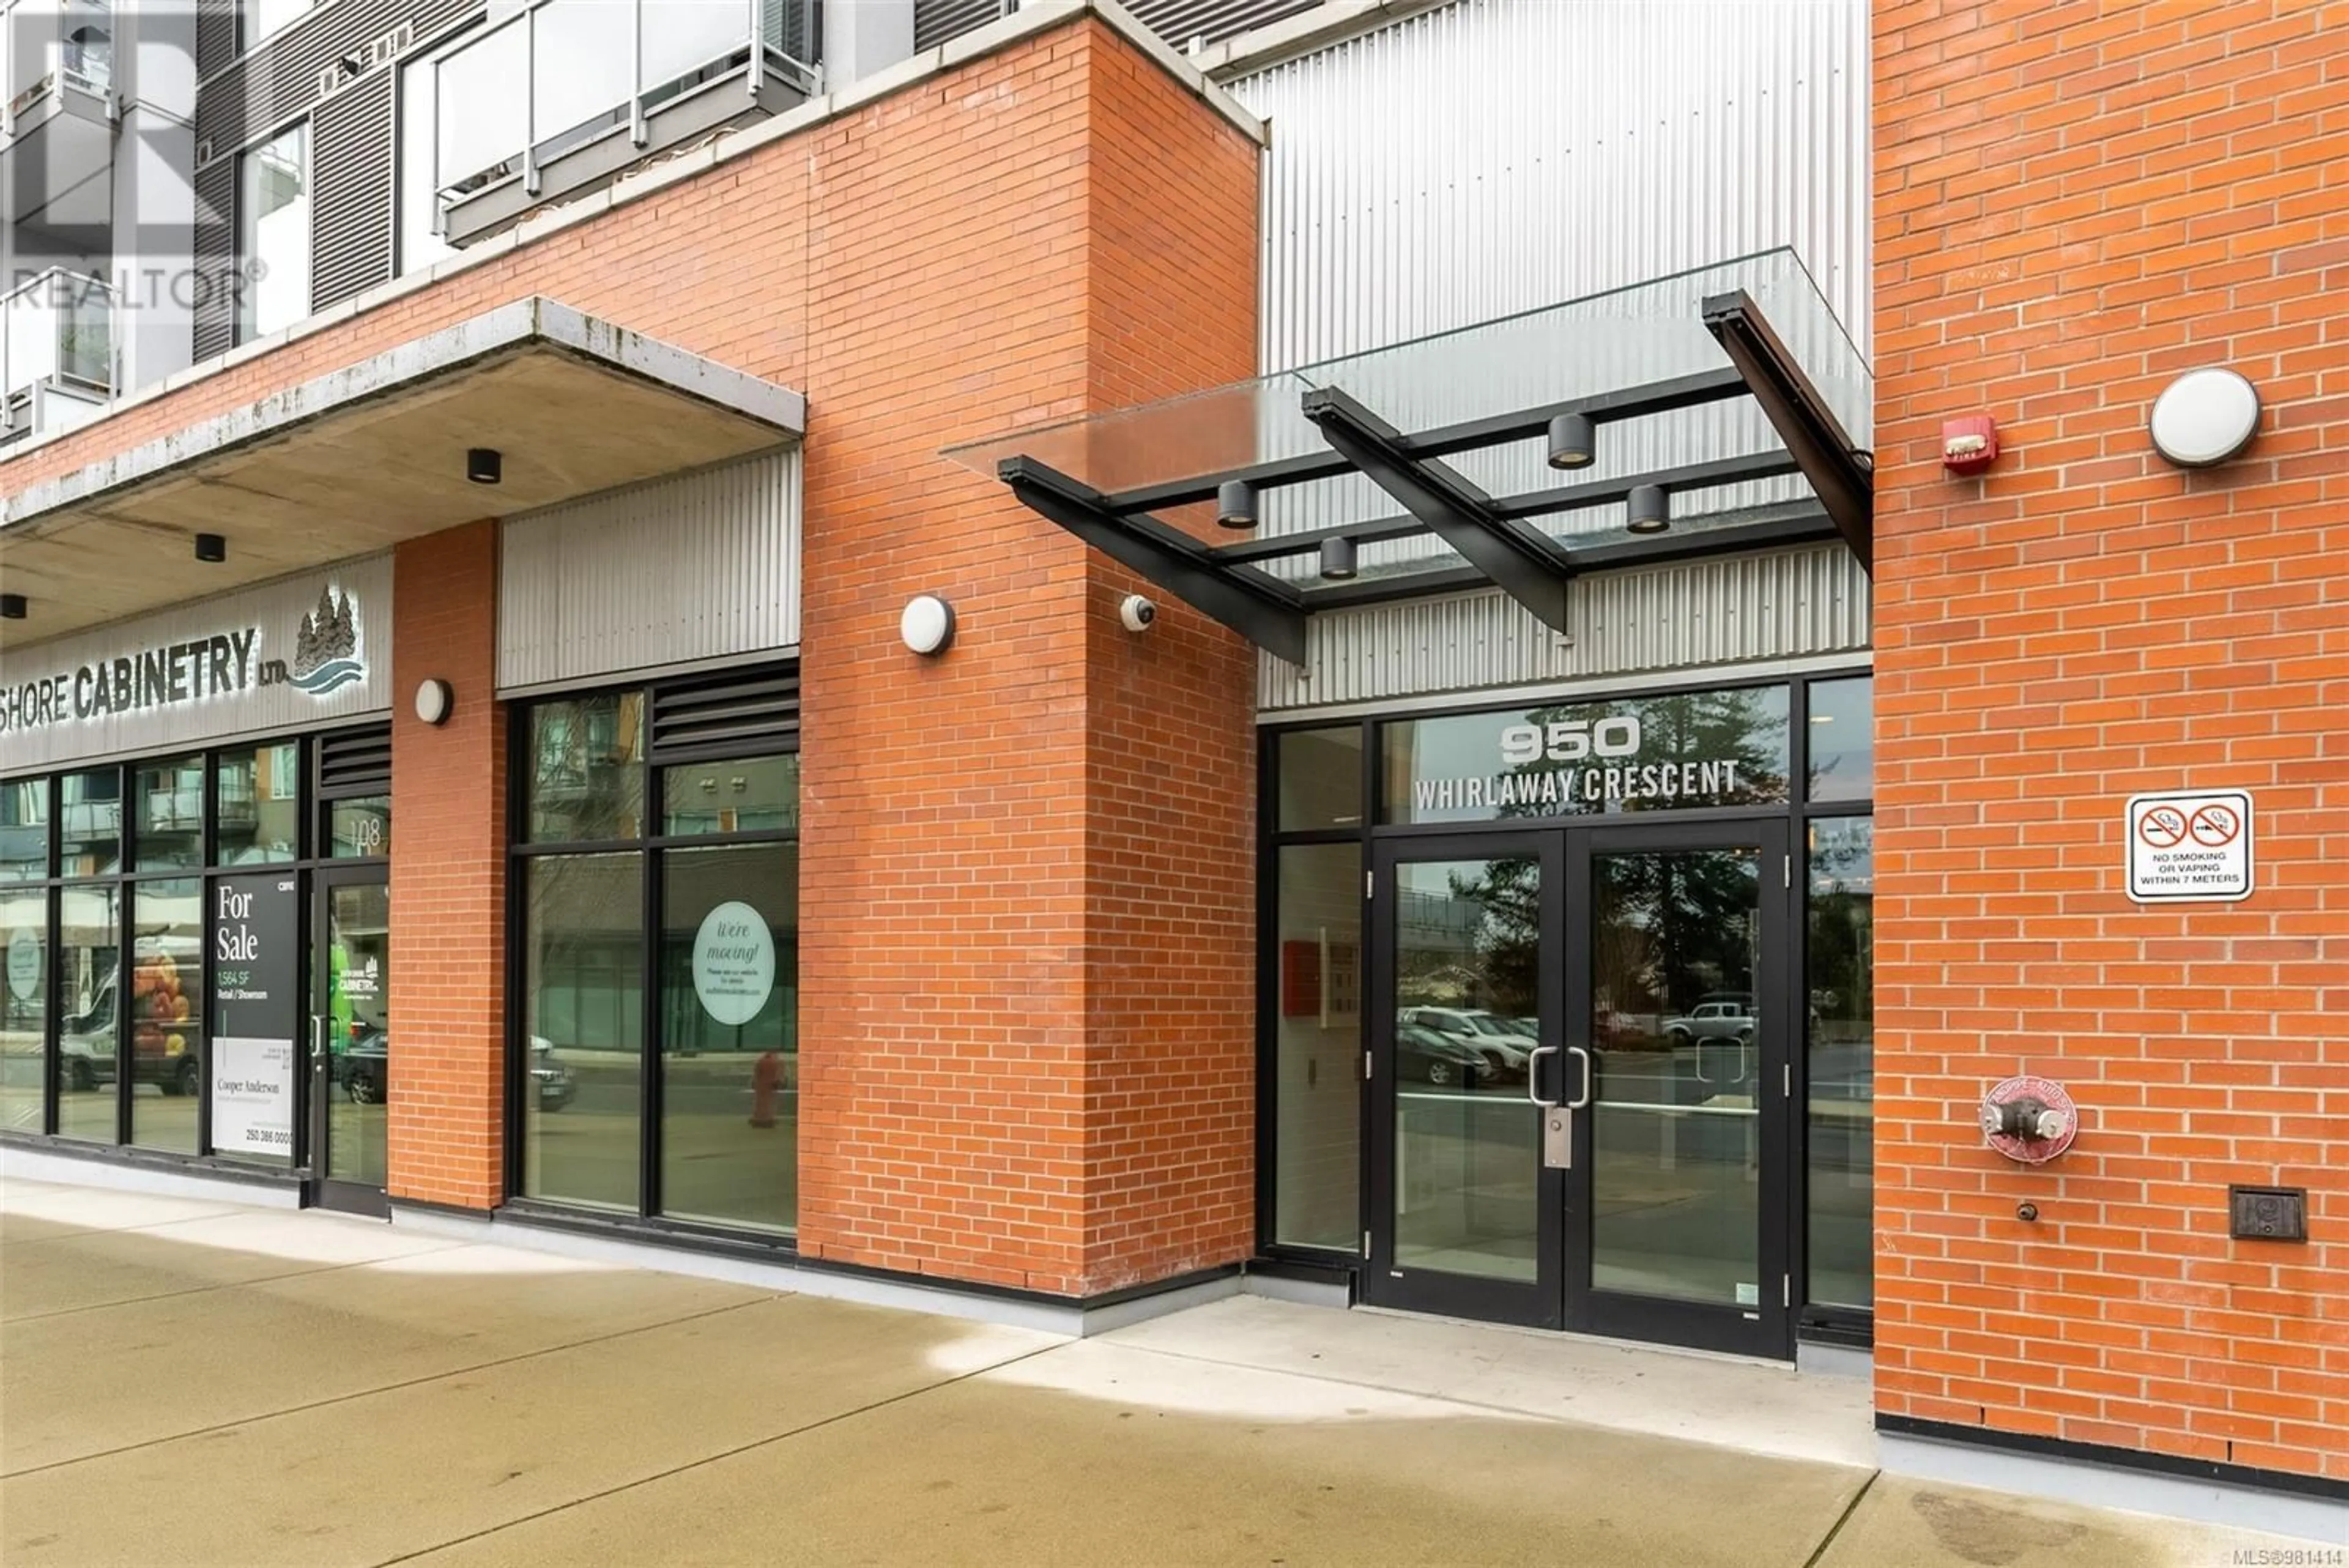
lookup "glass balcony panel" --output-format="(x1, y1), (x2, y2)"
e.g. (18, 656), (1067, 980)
(436, 18), (527, 192)
(642, 0), (749, 96)
(532, 0), (634, 160)
(2, 269), (115, 404)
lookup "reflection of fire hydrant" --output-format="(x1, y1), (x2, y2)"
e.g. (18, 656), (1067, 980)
(750, 1052), (782, 1129)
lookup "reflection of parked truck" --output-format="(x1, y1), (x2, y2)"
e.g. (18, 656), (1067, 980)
(1662, 999), (1755, 1044)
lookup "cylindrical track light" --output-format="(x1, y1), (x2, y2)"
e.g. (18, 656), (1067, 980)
(1546, 412), (1595, 470)
(195, 533), (227, 562)
(1215, 478), (1257, 530)
(1319, 535), (1358, 581)
(1627, 484), (1671, 535)
(467, 447), (503, 485)
(0, 593), (26, 620)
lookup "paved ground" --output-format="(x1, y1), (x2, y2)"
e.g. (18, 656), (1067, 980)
(0, 1177), (2320, 1567)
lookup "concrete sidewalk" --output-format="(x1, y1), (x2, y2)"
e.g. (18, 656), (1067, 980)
(0, 1178), (2318, 1567)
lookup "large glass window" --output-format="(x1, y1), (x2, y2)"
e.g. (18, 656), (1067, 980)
(133, 755), (204, 869)
(1, 777), (48, 881)
(1806, 678), (1874, 803)
(519, 853), (643, 1212)
(1272, 844), (1360, 1250)
(1276, 727), (1363, 832)
(1806, 817), (1874, 1310)
(56, 883), (118, 1142)
(59, 769), (120, 876)
(1, 883), (45, 1133)
(128, 879), (204, 1151)
(328, 795), (391, 858)
(514, 675), (801, 1235)
(659, 844), (797, 1232)
(1382, 686), (1792, 825)
(217, 743), (300, 864)
(527, 693), (646, 842)
(238, 123), (312, 342)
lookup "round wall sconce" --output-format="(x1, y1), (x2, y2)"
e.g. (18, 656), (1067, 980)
(899, 594), (956, 656)
(2150, 368), (2260, 468)
(413, 678), (454, 726)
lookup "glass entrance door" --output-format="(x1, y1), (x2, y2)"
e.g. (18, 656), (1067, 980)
(310, 868), (390, 1216)
(1364, 834), (1561, 1325)
(1559, 822), (1792, 1356)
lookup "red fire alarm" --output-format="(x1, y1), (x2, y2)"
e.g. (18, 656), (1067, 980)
(1942, 414), (1999, 475)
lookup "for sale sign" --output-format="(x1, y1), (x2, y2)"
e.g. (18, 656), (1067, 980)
(2126, 790), (2253, 903)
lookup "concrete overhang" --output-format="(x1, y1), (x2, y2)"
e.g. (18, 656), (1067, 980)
(0, 298), (804, 649)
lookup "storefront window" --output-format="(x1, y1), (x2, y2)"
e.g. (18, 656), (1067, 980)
(1, 778), (48, 880)
(1381, 685), (1792, 825)
(217, 743), (301, 863)
(133, 756), (206, 869)
(328, 795), (391, 858)
(1806, 678), (1874, 803)
(1277, 727), (1364, 831)
(128, 879), (204, 1151)
(659, 844), (797, 1231)
(56, 883), (119, 1143)
(1806, 817), (1873, 1309)
(519, 852), (644, 1212)
(59, 770), (121, 876)
(1, 883), (46, 1132)
(661, 754), (798, 836)
(527, 694), (646, 842)
(1272, 844), (1360, 1250)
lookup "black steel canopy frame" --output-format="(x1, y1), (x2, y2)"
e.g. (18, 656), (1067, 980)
(991, 294), (1872, 665)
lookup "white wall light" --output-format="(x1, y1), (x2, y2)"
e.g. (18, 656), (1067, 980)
(900, 594), (956, 656)
(2150, 368), (2260, 468)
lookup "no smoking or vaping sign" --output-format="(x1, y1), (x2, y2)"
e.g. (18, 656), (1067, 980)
(2126, 790), (2254, 902)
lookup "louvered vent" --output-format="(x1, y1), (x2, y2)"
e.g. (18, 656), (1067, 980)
(311, 69), (396, 309)
(317, 725), (393, 794)
(649, 665), (801, 760)
(191, 159), (237, 363)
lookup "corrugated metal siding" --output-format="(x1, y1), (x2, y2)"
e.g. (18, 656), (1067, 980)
(498, 450), (803, 692)
(1230, 0), (1870, 370)
(1229, 0), (1871, 710)
(311, 68), (396, 310)
(1256, 542), (1869, 711)
(195, 0), (479, 158)
(195, 0), (237, 83)
(0, 557), (394, 771)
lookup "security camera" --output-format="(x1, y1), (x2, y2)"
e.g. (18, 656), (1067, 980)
(1119, 595), (1157, 633)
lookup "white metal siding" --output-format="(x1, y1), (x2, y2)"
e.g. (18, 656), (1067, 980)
(0, 555), (393, 770)
(1228, 0), (1871, 708)
(1230, 0), (1871, 371)
(1256, 541), (1869, 711)
(497, 450), (802, 692)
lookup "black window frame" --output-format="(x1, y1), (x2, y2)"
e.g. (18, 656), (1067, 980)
(1255, 666), (1876, 1343)
(502, 661), (803, 1250)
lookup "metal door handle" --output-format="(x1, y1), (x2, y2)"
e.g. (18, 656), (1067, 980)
(310, 1014), (328, 1064)
(1525, 1044), (1559, 1107)
(1565, 1045), (1593, 1110)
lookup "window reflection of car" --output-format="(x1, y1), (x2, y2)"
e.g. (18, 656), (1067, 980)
(527, 1035), (576, 1112)
(1663, 1000), (1755, 1044)
(329, 1030), (574, 1111)
(1398, 1007), (1535, 1066)
(1394, 1017), (1528, 1087)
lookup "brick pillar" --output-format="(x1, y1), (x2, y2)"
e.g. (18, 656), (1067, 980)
(387, 520), (506, 1208)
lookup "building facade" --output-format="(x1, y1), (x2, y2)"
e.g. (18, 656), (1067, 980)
(2, 0), (2342, 1534)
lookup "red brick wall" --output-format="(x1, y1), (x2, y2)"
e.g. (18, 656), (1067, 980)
(387, 520), (506, 1208)
(1874, 2), (2349, 1481)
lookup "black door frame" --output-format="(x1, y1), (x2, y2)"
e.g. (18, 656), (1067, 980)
(306, 861), (390, 1217)
(1362, 830), (1564, 1328)
(1560, 816), (1795, 1359)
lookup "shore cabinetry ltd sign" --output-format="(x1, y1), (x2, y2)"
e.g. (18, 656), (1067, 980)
(1384, 685), (1794, 825)
(0, 582), (369, 740)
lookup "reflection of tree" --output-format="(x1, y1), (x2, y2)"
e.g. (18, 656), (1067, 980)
(1594, 850), (1757, 1017)
(1494, 687), (1790, 821)
(1419, 856), (1538, 1015)
(1808, 821), (1873, 1027)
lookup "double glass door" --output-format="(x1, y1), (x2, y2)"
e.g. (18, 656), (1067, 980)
(308, 867), (390, 1215)
(1366, 821), (1793, 1357)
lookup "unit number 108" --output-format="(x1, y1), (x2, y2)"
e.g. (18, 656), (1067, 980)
(1499, 716), (1643, 765)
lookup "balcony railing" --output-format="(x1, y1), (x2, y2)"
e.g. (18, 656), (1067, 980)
(1, 267), (115, 441)
(430, 0), (818, 247)
(1, 0), (111, 138)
